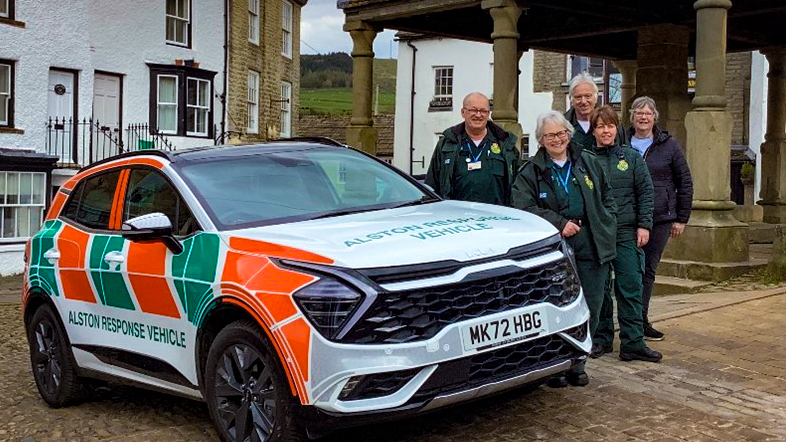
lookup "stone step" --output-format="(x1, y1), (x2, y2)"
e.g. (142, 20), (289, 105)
(748, 222), (777, 244)
(653, 275), (713, 296)
(657, 257), (769, 281)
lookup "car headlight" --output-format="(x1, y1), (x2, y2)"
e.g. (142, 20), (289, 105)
(293, 277), (362, 339)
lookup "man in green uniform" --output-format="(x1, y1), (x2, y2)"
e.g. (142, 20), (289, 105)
(425, 92), (519, 206)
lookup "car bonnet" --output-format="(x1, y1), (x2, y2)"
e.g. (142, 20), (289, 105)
(220, 200), (559, 268)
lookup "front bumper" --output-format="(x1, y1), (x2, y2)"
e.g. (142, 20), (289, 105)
(304, 293), (590, 416)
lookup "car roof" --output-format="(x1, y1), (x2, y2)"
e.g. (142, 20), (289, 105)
(79, 137), (348, 172)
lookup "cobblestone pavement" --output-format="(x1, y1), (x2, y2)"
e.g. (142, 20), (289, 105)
(2, 286), (786, 442)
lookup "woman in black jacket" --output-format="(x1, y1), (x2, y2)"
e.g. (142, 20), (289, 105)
(627, 96), (694, 340)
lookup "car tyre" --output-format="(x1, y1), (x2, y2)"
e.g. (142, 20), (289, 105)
(204, 320), (306, 442)
(27, 303), (89, 407)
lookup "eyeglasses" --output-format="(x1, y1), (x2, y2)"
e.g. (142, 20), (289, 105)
(463, 108), (490, 116)
(634, 111), (654, 118)
(542, 130), (570, 142)
(572, 93), (595, 102)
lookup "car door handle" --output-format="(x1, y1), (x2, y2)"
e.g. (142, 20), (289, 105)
(43, 249), (60, 265)
(103, 251), (125, 264)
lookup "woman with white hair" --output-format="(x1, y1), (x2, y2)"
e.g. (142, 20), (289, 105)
(626, 96), (693, 340)
(512, 111), (617, 387)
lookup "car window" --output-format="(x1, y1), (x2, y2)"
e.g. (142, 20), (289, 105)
(178, 148), (428, 229)
(61, 170), (121, 230)
(123, 168), (198, 236)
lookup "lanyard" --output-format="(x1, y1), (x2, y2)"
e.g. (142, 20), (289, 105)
(553, 161), (572, 195)
(465, 140), (484, 163)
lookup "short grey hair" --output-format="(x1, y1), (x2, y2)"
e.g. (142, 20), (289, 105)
(568, 72), (598, 98)
(630, 96), (660, 122)
(535, 111), (575, 142)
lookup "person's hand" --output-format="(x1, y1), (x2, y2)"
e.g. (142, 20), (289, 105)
(637, 228), (650, 247)
(671, 222), (686, 238)
(561, 221), (581, 238)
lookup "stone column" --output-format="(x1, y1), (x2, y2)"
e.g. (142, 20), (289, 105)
(482, 0), (525, 152)
(759, 47), (786, 223)
(666, 0), (749, 267)
(635, 24), (692, 147)
(613, 60), (637, 124)
(344, 21), (380, 155)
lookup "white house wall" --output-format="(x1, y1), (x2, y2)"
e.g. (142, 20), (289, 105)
(393, 38), (552, 176)
(89, 0), (226, 151)
(749, 51), (767, 202)
(0, 0), (93, 151)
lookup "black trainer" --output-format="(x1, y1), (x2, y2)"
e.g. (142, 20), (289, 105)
(619, 347), (663, 363)
(644, 323), (665, 341)
(547, 375), (568, 388)
(566, 371), (589, 387)
(590, 343), (613, 358)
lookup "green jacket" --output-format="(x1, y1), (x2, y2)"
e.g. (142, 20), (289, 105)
(425, 121), (519, 206)
(564, 107), (629, 150)
(512, 141), (618, 264)
(589, 143), (654, 243)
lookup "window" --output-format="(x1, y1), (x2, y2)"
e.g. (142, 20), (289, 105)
(248, 0), (259, 44)
(429, 66), (453, 112)
(247, 71), (259, 133)
(282, 1), (293, 58)
(187, 78), (210, 136)
(0, 60), (12, 127)
(157, 75), (178, 134)
(0, 172), (45, 240)
(166, 0), (190, 47)
(62, 171), (121, 230)
(280, 81), (291, 137)
(149, 63), (216, 138)
(0, 0), (9, 19)
(124, 169), (198, 236)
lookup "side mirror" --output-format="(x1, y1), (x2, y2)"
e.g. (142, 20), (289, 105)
(122, 212), (184, 255)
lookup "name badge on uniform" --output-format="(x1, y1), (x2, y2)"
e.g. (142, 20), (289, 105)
(467, 161), (482, 171)
(539, 192), (548, 199)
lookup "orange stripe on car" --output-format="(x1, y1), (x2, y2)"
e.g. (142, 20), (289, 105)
(62, 156), (166, 190)
(109, 169), (130, 230)
(229, 237), (334, 264)
(58, 225), (97, 303)
(127, 242), (180, 318)
(246, 261), (317, 295)
(46, 191), (68, 220)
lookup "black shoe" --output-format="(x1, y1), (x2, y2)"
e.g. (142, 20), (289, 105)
(590, 343), (613, 358)
(566, 371), (589, 387)
(547, 375), (568, 388)
(619, 347), (663, 363)
(644, 323), (665, 341)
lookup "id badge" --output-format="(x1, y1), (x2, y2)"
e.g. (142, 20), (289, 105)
(467, 161), (482, 171)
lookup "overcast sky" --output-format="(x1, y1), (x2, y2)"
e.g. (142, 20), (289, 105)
(300, 0), (399, 58)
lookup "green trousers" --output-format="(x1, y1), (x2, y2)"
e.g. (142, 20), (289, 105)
(570, 257), (610, 374)
(593, 240), (646, 353)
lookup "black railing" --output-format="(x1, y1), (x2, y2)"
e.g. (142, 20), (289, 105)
(45, 118), (176, 168)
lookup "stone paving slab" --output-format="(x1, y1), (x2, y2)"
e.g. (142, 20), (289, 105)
(1, 291), (786, 441)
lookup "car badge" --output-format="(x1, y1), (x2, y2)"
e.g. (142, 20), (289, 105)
(617, 159), (629, 171)
(584, 175), (594, 189)
(490, 143), (501, 154)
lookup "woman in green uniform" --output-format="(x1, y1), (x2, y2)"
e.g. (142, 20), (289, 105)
(588, 106), (662, 363)
(512, 111), (617, 386)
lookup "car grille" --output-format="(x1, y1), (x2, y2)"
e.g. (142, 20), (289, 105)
(342, 333), (584, 403)
(341, 257), (580, 344)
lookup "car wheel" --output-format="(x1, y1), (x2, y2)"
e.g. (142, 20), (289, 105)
(204, 320), (305, 442)
(27, 303), (88, 407)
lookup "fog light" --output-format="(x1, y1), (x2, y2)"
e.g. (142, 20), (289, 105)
(338, 375), (365, 400)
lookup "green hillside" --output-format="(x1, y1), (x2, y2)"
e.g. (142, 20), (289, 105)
(300, 57), (397, 116)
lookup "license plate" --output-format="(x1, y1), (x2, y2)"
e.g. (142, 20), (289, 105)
(461, 308), (546, 351)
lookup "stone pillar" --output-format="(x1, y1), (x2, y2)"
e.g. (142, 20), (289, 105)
(482, 0), (525, 152)
(613, 60), (637, 124)
(759, 47), (786, 223)
(635, 24), (692, 147)
(666, 0), (749, 266)
(344, 21), (379, 155)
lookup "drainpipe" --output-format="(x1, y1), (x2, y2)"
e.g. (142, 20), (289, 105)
(407, 40), (417, 175)
(220, 0), (229, 144)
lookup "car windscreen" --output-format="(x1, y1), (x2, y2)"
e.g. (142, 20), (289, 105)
(178, 148), (432, 230)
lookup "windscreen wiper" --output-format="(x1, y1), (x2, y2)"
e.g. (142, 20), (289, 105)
(388, 196), (439, 209)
